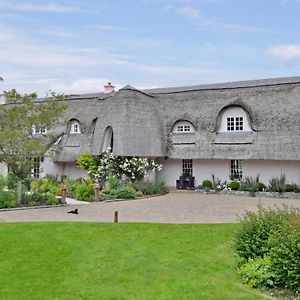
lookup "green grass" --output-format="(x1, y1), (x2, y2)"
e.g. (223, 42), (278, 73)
(0, 223), (270, 300)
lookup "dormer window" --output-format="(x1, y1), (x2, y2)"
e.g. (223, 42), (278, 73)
(70, 120), (81, 134)
(172, 121), (195, 133)
(32, 125), (47, 135)
(217, 106), (252, 133)
(227, 116), (244, 131)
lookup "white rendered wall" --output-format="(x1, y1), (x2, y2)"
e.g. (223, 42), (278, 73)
(0, 162), (8, 176)
(157, 158), (229, 187)
(42, 155), (64, 177)
(243, 160), (300, 185)
(218, 106), (252, 132)
(42, 157), (87, 179)
(158, 158), (300, 187)
(62, 162), (88, 179)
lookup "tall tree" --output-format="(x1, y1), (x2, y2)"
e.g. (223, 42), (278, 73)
(0, 89), (67, 203)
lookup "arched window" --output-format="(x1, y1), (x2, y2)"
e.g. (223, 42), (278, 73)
(172, 120), (195, 133)
(217, 106), (252, 133)
(69, 120), (81, 134)
(102, 126), (113, 152)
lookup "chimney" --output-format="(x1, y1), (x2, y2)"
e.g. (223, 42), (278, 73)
(104, 82), (115, 93)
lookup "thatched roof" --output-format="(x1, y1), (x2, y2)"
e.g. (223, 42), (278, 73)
(53, 76), (300, 162)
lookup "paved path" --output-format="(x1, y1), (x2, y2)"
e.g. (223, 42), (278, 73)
(1, 191), (300, 224)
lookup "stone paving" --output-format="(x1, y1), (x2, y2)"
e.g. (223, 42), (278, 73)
(1, 191), (300, 224)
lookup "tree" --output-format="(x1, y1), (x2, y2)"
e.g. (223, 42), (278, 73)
(0, 89), (67, 203)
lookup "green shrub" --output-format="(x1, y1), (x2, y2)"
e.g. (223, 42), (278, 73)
(240, 176), (265, 193)
(116, 187), (137, 199)
(7, 172), (18, 190)
(237, 256), (275, 288)
(76, 184), (94, 202)
(45, 192), (60, 205)
(229, 181), (240, 191)
(131, 181), (147, 194)
(131, 180), (167, 195)
(0, 190), (17, 208)
(233, 205), (293, 261)
(268, 224), (300, 291)
(234, 205), (300, 292)
(0, 175), (8, 190)
(284, 183), (295, 193)
(108, 176), (119, 190)
(256, 182), (266, 192)
(65, 179), (77, 198)
(202, 180), (212, 188)
(268, 175), (286, 193)
(22, 191), (60, 206)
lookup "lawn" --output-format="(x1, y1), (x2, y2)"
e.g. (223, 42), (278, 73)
(0, 223), (270, 300)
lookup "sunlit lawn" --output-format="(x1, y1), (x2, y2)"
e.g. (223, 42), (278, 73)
(0, 223), (270, 300)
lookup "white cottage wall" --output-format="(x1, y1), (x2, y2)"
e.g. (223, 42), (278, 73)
(0, 162), (8, 176)
(243, 160), (300, 185)
(158, 159), (300, 187)
(157, 158), (229, 187)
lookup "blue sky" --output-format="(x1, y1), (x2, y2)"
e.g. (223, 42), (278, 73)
(1, 0), (300, 95)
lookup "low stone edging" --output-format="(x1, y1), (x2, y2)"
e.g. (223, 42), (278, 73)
(0, 204), (66, 212)
(196, 189), (300, 199)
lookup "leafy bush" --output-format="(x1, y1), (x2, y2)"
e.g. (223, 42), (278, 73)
(65, 178), (77, 198)
(284, 183), (297, 193)
(237, 256), (275, 288)
(0, 190), (17, 208)
(268, 175), (286, 193)
(22, 191), (60, 206)
(131, 180), (167, 195)
(229, 181), (240, 191)
(0, 175), (7, 190)
(240, 176), (265, 193)
(202, 180), (212, 188)
(7, 172), (18, 190)
(75, 184), (94, 202)
(233, 205), (300, 292)
(233, 205), (293, 261)
(116, 187), (137, 199)
(108, 176), (119, 190)
(268, 224), (300, 291)
(31, 176), (61, 196)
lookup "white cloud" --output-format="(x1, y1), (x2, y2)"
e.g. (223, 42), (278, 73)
(266, 44), (300, 61)
(0, 0), (82, 13)
(87, 25), (127, 31)
(166, 5), (284, 33)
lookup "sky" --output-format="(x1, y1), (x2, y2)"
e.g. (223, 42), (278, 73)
(1, 0), (300, 95)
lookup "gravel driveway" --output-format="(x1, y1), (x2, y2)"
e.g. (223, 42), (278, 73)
(1, 191), (300, 224)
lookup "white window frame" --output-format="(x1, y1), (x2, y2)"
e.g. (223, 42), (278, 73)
(227, 116), (244, 131)
(230, 160), (242, 180)
(70, 120), (81, 134)
(217, 106), (251, 133)
(173, 121), (195, 133)
(32, 125), (47, 135)
(32, 157), (44, 178)
(182, 159), (193, 176)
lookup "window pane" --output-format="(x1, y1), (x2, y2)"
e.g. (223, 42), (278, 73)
(182, 159), (193, 176)
(230, 160), (242, 180)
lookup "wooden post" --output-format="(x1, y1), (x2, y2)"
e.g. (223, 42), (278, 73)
(61, 183), (67, 204)
(114, 211), (119, 223)
(94, 180), (101, 202)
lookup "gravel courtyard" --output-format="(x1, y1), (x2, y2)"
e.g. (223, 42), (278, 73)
(1, 191), (300, 224)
